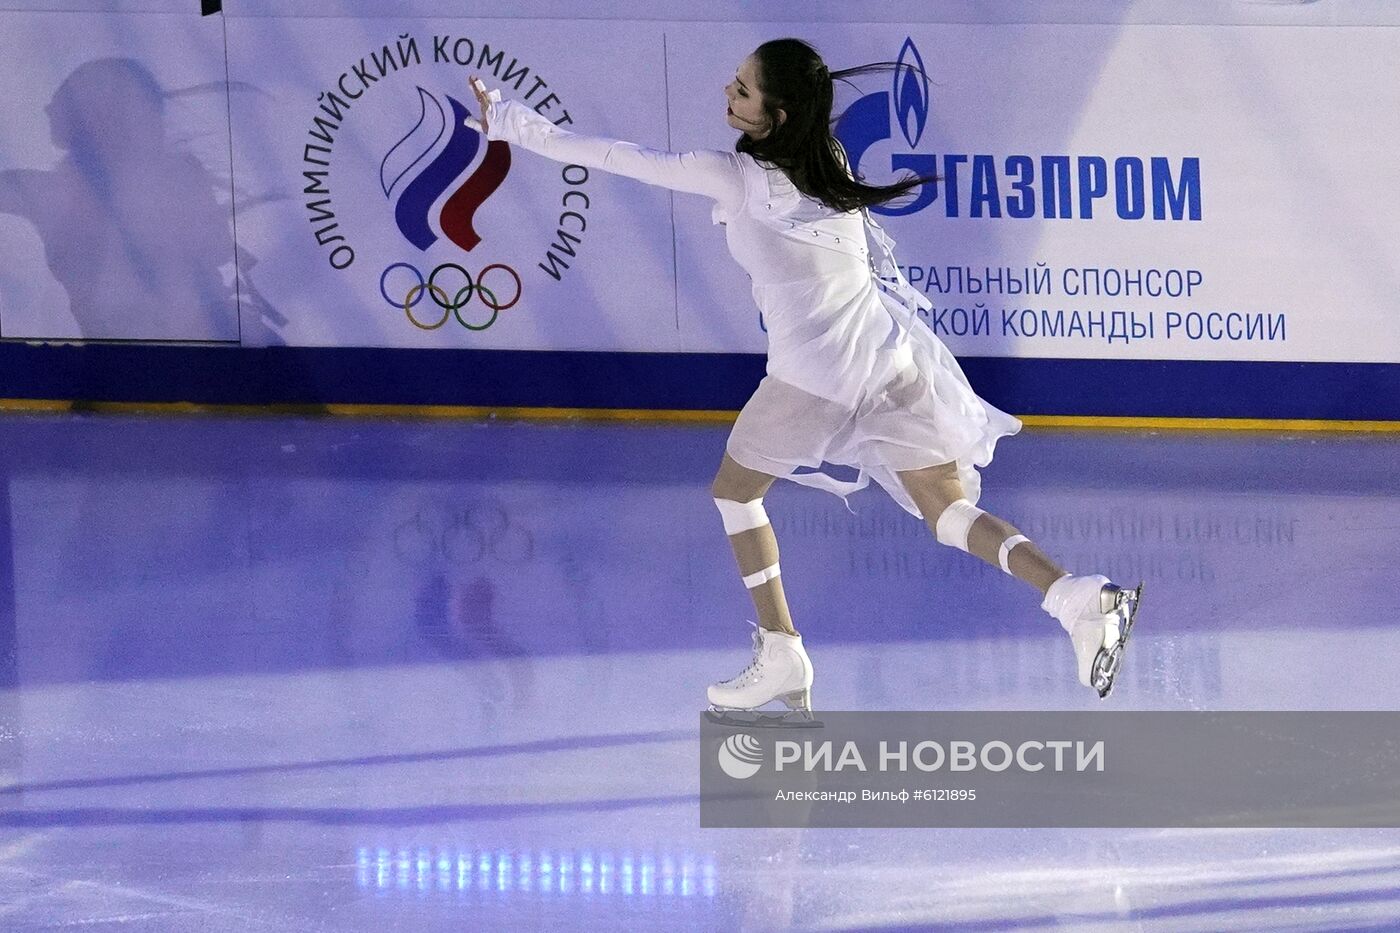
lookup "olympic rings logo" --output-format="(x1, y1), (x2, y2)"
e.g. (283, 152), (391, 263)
(380, 262), (522, 331)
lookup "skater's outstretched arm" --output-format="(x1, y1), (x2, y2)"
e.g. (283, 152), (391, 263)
(467, 77), (745, 206)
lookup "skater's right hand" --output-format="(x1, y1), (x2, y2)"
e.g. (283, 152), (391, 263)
(465, 76), (500, 135)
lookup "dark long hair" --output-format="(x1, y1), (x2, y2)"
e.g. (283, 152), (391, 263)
(736, 38), (939, 214)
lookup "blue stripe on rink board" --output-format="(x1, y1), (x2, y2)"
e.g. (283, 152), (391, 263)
(0, 343), (1396, 421)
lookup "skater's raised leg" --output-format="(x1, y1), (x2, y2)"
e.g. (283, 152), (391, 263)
(897, 461), (1141, 697)
(896, 462), (1065, 594)
(708, 454), (813, 716)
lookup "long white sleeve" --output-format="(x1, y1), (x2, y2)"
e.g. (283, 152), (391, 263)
(480, 99), (745, 206)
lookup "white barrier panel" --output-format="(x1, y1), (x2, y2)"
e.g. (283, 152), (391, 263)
(0, 9), (237, 342)
(1, 9), (1396, 367)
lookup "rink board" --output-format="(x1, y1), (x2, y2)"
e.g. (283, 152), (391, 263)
(0, 3), (1396, 416)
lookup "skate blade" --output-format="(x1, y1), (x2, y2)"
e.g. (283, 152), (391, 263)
(1114, 582), (1143, 638)
(705, 707), (824, 729)
(1091, 582), (1144, 699)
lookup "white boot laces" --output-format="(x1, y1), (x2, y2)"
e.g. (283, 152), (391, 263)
(722, 622), (766, 686)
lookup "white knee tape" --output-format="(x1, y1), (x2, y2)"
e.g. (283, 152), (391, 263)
(998, 534), (1029, 574)
(934, 498), (984, 551)
(741, 562), (781, 589)
(714, 497), (769, 536)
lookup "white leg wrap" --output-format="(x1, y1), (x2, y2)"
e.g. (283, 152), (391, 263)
(741, 562), (781, 589)
(998, 534), (1029, 574)
(934, 498), (984, 551)
(714, 497), (769, 536)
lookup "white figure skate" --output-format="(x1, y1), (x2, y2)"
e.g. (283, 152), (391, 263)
(706, 623), (819, 728)
(1042, 574), (1143, 699)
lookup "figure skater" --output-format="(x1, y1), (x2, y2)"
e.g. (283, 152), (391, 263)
(466, 38), (1140, 719)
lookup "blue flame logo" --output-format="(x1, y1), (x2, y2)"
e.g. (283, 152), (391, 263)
(894, 37), (929, 149)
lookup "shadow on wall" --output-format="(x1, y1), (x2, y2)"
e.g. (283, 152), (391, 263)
(0, 57), (283, 343)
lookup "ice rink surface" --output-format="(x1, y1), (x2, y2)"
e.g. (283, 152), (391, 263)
(0, 411), (1396, 931)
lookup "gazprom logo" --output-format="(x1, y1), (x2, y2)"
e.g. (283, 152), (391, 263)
(834, 37), (1202, 222)
(380, 86), (512, 252)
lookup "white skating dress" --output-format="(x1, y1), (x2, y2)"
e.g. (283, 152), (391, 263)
(480, 99), (1020, 518)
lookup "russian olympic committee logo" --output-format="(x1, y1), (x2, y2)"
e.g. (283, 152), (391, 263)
(833, 36), (937, 217)
(717, 733), (765, 780)
(301, 34), (591, 338)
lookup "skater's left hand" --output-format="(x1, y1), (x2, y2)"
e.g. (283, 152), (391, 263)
(465, 75), (500, 134)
